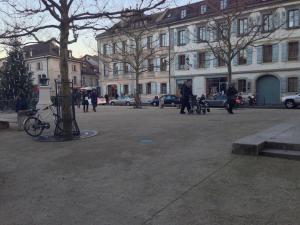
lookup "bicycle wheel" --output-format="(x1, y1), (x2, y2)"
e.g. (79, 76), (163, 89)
(24, 117), (44, 137)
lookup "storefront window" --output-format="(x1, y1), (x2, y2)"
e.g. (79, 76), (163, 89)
(206, 77), (227, 97)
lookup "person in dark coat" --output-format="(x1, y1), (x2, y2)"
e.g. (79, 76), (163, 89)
(15, 94), (27, 112)
(105, 94), (109, 105)
(226, 83), (238, 114)
(90, 89), (98, 112)
(82, 90), (90, 113)
(180, 81), (193, 114)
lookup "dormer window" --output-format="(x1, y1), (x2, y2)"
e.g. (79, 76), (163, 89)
(220, 0), (228, 10)
(200, 5), (207, 14)
(181, 9), (187, 19)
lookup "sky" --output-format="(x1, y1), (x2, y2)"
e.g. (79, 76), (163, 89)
(67, 0), (199, 57)
(0, 0), (199, 58)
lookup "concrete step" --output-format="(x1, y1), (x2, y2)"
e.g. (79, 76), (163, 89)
(260, 149), (300, 160)
(265, 141), (300, 151)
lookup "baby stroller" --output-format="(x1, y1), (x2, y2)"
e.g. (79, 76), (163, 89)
(188, 95), (210, 114)
(197, 95), (210, 114)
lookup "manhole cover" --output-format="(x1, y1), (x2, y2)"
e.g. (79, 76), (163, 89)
(139, 139), (154, 144)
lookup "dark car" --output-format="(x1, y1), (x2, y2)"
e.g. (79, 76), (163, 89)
(150, 95), (180, 106)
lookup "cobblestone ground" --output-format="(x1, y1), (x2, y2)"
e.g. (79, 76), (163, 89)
(0, 106), (300, 225)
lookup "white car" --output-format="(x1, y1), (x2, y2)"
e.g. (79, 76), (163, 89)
(110, 96), (135, 106)
(281, 93), (300, 108)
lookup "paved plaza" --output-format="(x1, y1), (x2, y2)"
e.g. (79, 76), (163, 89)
(0, 106), (300, 225)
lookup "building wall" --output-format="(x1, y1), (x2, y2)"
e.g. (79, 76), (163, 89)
(97, 0), (300, 103)
(26, 57), (81, 91)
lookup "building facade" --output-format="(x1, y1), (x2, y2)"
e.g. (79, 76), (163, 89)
(80, 55), (100, 88)
(23, 41), (82, 93)
(97, 0), (300, 104)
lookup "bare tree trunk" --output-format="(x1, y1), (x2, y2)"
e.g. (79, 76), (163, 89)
(60, 1), (73, 139)
(227, 62), (232, 84)
(135, 72), (141, 108)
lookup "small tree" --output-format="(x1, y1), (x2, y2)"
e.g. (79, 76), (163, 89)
(0, 39), (33, 108)
(196, 0), (282, 83)
(99, 13), (168, 107)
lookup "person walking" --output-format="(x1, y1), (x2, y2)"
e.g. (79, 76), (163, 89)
(105, 94), (109, 105)
(91, 89), (98, 112)
(82, 90), (90, 113)
(76, 91), (82, 108)
(226, 83), (238, 114)
(180, 80), (193, 114)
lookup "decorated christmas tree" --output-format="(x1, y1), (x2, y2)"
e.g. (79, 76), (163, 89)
(0, 39), (33, 108)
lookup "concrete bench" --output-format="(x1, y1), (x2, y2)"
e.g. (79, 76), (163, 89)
(0, 121), (10, 129)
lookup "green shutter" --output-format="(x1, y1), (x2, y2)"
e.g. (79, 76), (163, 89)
(257, 46), (263, 64)
(281, 42), (288, 62)
(247, 47), (253, 65)
(272, 44), (279, 63)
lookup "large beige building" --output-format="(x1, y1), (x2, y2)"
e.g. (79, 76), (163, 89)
(23, 40), (82, 93)
(97, 0), (300, 105)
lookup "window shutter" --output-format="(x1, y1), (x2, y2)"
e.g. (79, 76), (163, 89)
(167, 83), (170, 94)
(170, 29), (174, 47)
(175, 55), (179, 70)
(193, 52), (198, 69)
(194, 26), (198, 42)
(232, 18), (238, 37)
(281, 77), (287, 94)
(298, 42), (300, 61)
(281, 10), (287, 28)
(256, 46), (263, 64)
(174, 29), (178, 46)
(205, 28), (210, 41)
(151, 82), (156, 94)
(120, 85), (124, 95)
(273, 11), (280, 28)
(157, 83), (161, 94)
(233, 52), (238, 66)
(281, 42), (288, 62)
(155, 58), (161, 72)
(143, 83), (146, 94)
(247, 47), (253, 65)
(166, 32), (170, 46)
(272, 43), (279, 63)
(296, 10), (300, 26)
(213, 57), (218, 67)
(205, 51), (211, 69)
(185, 28), (190, 44)
(153, 33), (159, 48)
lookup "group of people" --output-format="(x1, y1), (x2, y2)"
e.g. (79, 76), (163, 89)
(179, 81), (238, 114)
(73, 89), (99, 113)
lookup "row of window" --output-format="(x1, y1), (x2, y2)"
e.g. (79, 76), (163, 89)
(26, 62), (78, 71)
(178, 0), (226, 20)
(114, 83), (168, 95)
(103, 8), (300, 54)
(175, 41), (300, 70)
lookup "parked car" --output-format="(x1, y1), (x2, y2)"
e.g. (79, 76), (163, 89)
(206, 95), (228, 108)
(110, 96), (135, 106)
(281, 93), (300, 108)
(150, 95), (180, 106)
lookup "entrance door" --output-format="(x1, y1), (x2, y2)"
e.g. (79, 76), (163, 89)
(256, 75), (280, 105)
(107, 85), (118, 98)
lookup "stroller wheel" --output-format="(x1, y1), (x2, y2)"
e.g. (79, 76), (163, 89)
(202, 109), (206, 114)
(207, 108), (210, 113)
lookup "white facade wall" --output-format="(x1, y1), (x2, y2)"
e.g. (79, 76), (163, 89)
(97, 0), (300, 104)
(26, 57), (82, 90)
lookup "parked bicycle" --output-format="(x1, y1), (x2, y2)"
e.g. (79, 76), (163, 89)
(23, 105), (62, 137)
